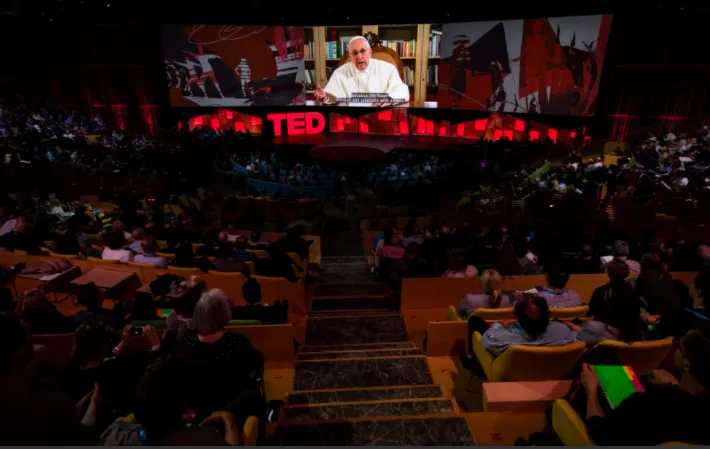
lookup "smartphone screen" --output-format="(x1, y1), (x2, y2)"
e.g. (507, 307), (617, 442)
(130, 326), (144, 337)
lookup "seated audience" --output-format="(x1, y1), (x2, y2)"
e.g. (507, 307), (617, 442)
(274, 225), (310, 261)
(571, 244), (600, 274)
(99, 356), (239, 445)
(457, 269), (513, 317)
(101, 230), (134, 264)
(15, 290), (76, 334)
(0, 216), (41, 254)
(532, 262), (582, 308)
(603, 240), (641, 274)
(580, 330), (710, 445)
(379, 233), (405, 259)
(577, 259), (643, 345)
(181, 289), (264, 418)
(72, 282), (121, 327)
(0, 312), (98, 444)
(478, 294), (578, 356)
(61, 323), (114, 403)
(695, 245), (710, 309)
(128, 228), (145, 254)
(635, 252), (680, 315)
(442, 253), (478, 278)
(231, 278), (288, 324)
(134, 236), (169, 268)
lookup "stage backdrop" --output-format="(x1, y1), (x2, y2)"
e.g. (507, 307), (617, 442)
(439, 15), (613, 116)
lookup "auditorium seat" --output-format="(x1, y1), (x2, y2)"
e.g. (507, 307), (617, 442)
(589, 337), (674, 375)
(243, 416), (259, 446)
(549, 305), (589, 319)
(552, 398), (594, 446)
(473, 332), (586, 382)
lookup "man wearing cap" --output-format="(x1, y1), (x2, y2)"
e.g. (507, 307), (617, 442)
(313, 36), (409, 107)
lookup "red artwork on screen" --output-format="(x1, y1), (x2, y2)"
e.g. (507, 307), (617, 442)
(438, 15), (612, 116)
(163, 25), (307, 107)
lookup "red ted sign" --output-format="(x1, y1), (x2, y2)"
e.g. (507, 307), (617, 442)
(267, 112), (326, 136)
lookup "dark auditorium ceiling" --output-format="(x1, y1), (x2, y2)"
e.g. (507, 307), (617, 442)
(2, 0), (707, 25)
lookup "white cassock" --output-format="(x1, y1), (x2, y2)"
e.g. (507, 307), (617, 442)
(323, 59), (409, 106)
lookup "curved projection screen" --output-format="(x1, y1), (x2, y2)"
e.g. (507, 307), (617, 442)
(162, 17), (612, 115)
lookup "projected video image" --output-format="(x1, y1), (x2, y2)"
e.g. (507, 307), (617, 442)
(162, 25), (308, 107)
(439, 15), (613, 115)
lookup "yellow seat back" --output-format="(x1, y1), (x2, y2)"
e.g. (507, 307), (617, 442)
(472, 307), (515, 320)
(552, 399), (594, 446)
(167, 266), (201, 274)
(492, 340), (586, 382)
(592, 337), (674, 375)
(48, 252), (80, 261)
(242, 416), (259, 446)
(550, 305), (589, 319)
(473, 329), (587, 382)
(88, 256), (118, 265)
(447, 305), (463, 321)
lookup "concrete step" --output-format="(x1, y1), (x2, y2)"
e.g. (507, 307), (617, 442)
(315, 282), (387, 298)
(300, 342), (415, 353)
(309, 308), (394, 317)
(283, 397), (458, 422)
(310, 297), (398, 312)
(287, 384), (445, 405)
(277, 415), (475, 446)
(305, 315), (409, 346)
(298, 348), (423, 360)
(294, 356), (433, 391)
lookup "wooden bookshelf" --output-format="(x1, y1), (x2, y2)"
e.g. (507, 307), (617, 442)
(303, 27), (316, 89)
(426, 24), (443, 98)
(309, 24), (438, 106)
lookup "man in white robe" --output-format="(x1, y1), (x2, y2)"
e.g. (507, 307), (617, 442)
(314, 36), (409, 107)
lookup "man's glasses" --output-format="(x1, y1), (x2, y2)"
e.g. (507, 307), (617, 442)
(349, 48), (369, 58)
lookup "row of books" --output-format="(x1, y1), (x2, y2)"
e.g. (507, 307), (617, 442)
(303, 42), (316, 60)
(429, 30), (441, 57)
(324, 38), (354, 59)
(308, 32), (441, 61)
(427, 65), (439, 87)
(304, 69), (317, 85)
(380, 40), (417, 58)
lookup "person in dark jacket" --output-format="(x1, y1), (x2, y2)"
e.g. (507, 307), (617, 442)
(634, 253), (680, 315)
(231, 278), (288, 324)
(580, 329), (710, 445)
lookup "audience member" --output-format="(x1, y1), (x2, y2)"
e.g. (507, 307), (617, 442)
(580, 330), (710, 445)
(134, 236), (169, 268)
(458, 269), (513, 317)
(577, 259), (643, 345)
(101, 230), (134, 264)
(478, 295), (578, 356)
(533, 262), (582, 308)
(635, 253), (680, 315)
(181, 290), (263, 418)
(604, 240), (641, 274)
(231, 278), (288, 324)
(0, 312), (97, 444)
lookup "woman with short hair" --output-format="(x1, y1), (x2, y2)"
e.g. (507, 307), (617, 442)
(181, 289), (264, 421)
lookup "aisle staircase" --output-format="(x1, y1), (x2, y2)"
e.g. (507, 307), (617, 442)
(277, 256), (475, 446)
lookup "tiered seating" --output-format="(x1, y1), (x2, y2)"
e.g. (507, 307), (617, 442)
(401, 273), (697, 355)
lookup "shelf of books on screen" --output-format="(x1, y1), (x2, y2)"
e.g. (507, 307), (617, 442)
(427, 24), (442, 93)
(303, 27), (316, 89)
